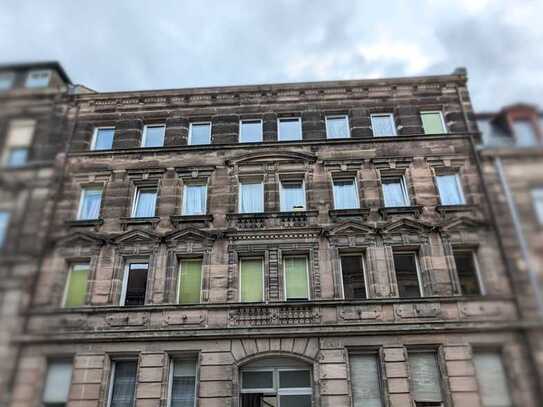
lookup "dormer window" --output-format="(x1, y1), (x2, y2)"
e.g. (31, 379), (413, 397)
(512, 119), (537, 146)
(25, 70), (51, 88)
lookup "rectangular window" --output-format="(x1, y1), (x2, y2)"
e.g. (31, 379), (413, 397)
(108, 361), (137, 407)
(25, 70), (51, 88)
(0, 211), (9, 248)
(239, 119), (263, 143)
(436, 174), (465, 205)
(132, 187), (157, 218)
(421, 111), (446, 135)
(77, 188), (102, 220)
(341, 255), (367, 299)
(240, 258), (264, 302)
(473, 351), (512, 407)
(178, 259), (202, 304)
(63, 263), (90, 307)
(453, 251), (482, 296)
(350, 353), (384, 407)
(2, 119), (35, 167)
(333, 178), (359, 209)
(121, 262), (148, 306)
(371, 113), (396, 137)
(280, 181), (305, 211)
(188, 122), (211, 145)
(408, 351), (443, 405)
(512, 119), (537, 147)
(182, 184), (207, 215)
(0, 72), (15, 90)
(532, 188), (543, 224)
(326, 115), (350, 139)
(169, 359), (197, 407)
(42, 359), (73, 407)
(239, 182), (264, 213)
(91, 127), (115, 150)
(394, 253), (422, 298)
(142, 124), (165, 148)
(284, 256), (309, 300)
(278, 117), (302, 141)
(382, 177), (409, 207)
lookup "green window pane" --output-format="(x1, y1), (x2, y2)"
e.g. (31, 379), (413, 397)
(421, 112), (445, 134)
(178, 260), (202, 304)
(285, 257), (309, 300)
(240, 259), (263, 302)
(64, 264), (89, 307)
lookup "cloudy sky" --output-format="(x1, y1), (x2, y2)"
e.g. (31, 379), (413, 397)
(1, 0), (541, 111)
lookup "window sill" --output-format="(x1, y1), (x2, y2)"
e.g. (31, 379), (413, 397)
(170, 214), (213, 227)
(436, 204), (475, 218)
(329, 208), (370, 221)
(120, 216), (160, 230)
(379, 205), (423, 219)
(65, 219), (104, 227)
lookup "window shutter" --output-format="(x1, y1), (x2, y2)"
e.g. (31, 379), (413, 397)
(64, 264), (89, 307)
(285, 257), (309, 300)
(473, 352), (512, 407)
(178, 260), (202, 304)
(240, 259), (263, 302)
(43, 360), (72, 405)
(421, 112), (445, 134)
(6, 119), (35, 147)
(350, 354), (383, 407)
(409, 352), (442, 402)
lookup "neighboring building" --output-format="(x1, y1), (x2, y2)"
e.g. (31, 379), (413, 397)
(476, 104), (543, 391)
(2, 65), (542, 407)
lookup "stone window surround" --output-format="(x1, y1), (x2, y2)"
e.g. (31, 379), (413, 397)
(60, 256), (96, 308)
(111, 250), (157, 306)
(378, 168), (414, 208)
(175, 166), (215, 217)
(165, 249), (212, 304)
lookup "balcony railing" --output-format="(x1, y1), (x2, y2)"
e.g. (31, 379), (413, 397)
(226, 211), (319, 230)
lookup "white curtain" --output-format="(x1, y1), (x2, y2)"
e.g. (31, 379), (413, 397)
(80, 189), (102, 219)
(326, 117), (349, 139)
(240, 183), (263, 213)
(383, 180), (408, 207)
(333, 180), (358, 209)
(436, 175), (464, 205)
(409, 352), (442, 403)
(473, 352), (513, 407)
(281, 183), (305, 211)
(183, 185), (207, 215)
(350, 354), (383, 407)
(43, 361), (72, 404)
(371, 115), (395, 136)
(134, 189), (157, 217)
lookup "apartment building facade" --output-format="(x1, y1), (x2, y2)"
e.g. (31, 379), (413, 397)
(2, 66), (541, 407)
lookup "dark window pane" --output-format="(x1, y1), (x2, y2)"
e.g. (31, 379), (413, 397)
(241, 394), (263, 407)
(279, 394), (311, 407)
(125, 263), (148, 306)
(394, 254), (421, 298)
(242, 370), (274, 389)
(110, 361), (137, 407)
(279, 370), (311, 388)
(454, 252), (481, 296)
(341, 256), (366, 299)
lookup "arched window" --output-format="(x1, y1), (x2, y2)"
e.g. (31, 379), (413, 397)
(240, 357), (312, 407)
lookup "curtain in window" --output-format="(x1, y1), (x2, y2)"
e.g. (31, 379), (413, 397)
(110, 361), (137, 407)
(240, 121), (262, 142)
(171, 359), (197, 407)
(284, 257), (309, 300)
(94, 128), (114, 150)
(281, 183), (305, 211)
(333, 180), (358, 209)
(421, 112), (445, 134)
(80, 189), (102, 219)
(43, 360), (72, 405)
(134, 189), (157, 217)
(350, 354), (383, 407)
(436, 175), (464, 205)
(183, 185), (207, 215)
(240, 183), (263, 213)
(0, 212), (9, 247)
(240, 259), (263, 302)
(371, 115), (395, 137)
(326, 117), (349, 139)
(473, 352), (512, 407)
(64, 264), (89, 307)
(383, 180), (408, 207)
(178, 260), (202, 304)
(409, 352), (442, 403)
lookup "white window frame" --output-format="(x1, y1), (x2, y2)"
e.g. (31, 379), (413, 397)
(436, 174), (465, 205)
(131, 186), (158, 218)
(141, 124), (166, 148)
(61, 262), (90, 307)
(25, 69), (51, 88)
(188, 122), (212, 145)
(176, 258), (204, 304)
(394, 251), (424, 297)
(339, 254), (369, 300)
(532, 188), (543, 224)
(238, 181), (264, 213)
(0, 72), (15, 90)
(107, 359), (138, 407)
(42, 359), (74, 407)
(382, 176), (410, 207)
(349, 352), (385, 407)
(325, 115), (350, 139)
(120, 260), (149, 306)
(421, 111), (447, 134)
(239, 257), (265, 303)
(239, 119), (263, 143)
(77, 187), (102, 220)
(283, 255), (311, 301)
(453, 250), (485, 296)
(240, 367), (313, 399)
(277, 117), (302, 141)
(91, 127), (115, 150)
(182, 184), (208, 215)
(370, 113), (397, 137)
(280, 180), (306, 212)
(167, 357), (199, 407)
(332, 178), (360, 209)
